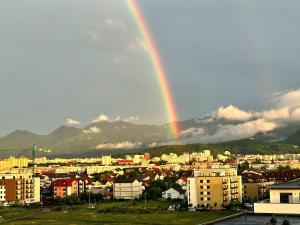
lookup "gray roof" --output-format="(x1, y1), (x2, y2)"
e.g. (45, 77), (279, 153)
(268, 179), (300, 190)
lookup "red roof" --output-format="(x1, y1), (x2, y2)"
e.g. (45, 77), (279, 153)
(53, 179), (75, 187)
(117, 159), (133, 165)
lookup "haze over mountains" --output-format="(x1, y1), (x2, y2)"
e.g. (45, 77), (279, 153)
(0, 110), (299, 157)
(1, 88), (300, 157)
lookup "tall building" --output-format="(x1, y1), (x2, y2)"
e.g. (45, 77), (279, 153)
(188, 168), (242, 209)
(0, 173), (40, 205)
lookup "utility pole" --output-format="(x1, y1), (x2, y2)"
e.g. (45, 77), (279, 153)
(144, 193), (147, 209)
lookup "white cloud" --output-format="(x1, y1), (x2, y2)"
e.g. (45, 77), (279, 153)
(83, 126), (101, 134)
(200, 119), (278, 143)
(180, 128), (205, 138)
(291, 107), (300, 120)
(275, 89), (300, 109)
(124, 116), (139, 122)
(215, 105), (254, 121)
(113, 54), (126, 64)
(100, 18), (126, 31)
(92, 114), (110, 123)
(66, 118), (80, 125)
(261, 107), (290, 120)
(126, 37), (147, 53)
(85, 30), (101, 41)
(96, 141), (141, 149)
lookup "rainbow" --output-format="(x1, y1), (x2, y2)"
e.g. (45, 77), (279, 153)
(126, 0), (181, 140)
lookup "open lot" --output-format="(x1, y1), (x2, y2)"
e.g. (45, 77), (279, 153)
(0, 201), (232, 225)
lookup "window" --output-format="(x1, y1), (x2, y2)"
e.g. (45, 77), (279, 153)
(200, 192), (203, 195)
(200, 197), (203, 201)
(207, 186), (210, 189)
(280, 193), (292, 203)
(200, 180), (203, 183)
(207, 180), (210, 183)
(167, 193), (172, 198)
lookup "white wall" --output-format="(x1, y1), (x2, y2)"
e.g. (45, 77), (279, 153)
(255, 202), (300, 215)
(188, 177), (197, 207)
(270, 189), (300, 204)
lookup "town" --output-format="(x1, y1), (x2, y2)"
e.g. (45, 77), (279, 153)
(1, 148), (300, 218)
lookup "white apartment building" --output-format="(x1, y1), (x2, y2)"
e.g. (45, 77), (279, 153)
(113, 180), (144, 200)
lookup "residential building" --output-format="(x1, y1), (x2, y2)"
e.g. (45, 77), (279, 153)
(162, 188), (185, 200)
(113, 179), (144, 200)
(53, 179), (78, 198)
(0, 173), (40, 205)
(188, 168), (242, 209)
(255, 180), (300, 214)
(243, 181), (274, 201)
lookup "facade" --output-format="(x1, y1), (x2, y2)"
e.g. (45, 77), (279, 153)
(113, 180), (144, 200)
(0, 173), (40, 205)
(162, 188), (185, 200)
(255, 180), (300, 214)
(243, 181), (274, 201)
(53, 179), (78, 198)
(188, 168), (242, 209)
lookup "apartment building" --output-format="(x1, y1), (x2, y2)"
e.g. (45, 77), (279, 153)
(188, 168), (242, 209)
(0, 173), (40, 205)
(243, 181), (274, 201)
(113, 179), (144, 200)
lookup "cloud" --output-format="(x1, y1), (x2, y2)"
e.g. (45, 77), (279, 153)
(261, 107), (290, 120)
(83, 126), (101, 134)
(124, 116), (139, 122)
(85, 30), (101, 41)
(291, 107), (300, 120)
(113, 54), (127, 64)
(100, 18), (126, 31)
(275, 88), (300, 109)
(215, 105), (254, 121)
(197, 119), (278, 143)
(126, 37), (147, 53)
(66, 118), (80, 125)
(96, 141), (141, 149)
(180, 128), (205, 138)
(85, 18), (126, 42)
(92, 114), (110, 123)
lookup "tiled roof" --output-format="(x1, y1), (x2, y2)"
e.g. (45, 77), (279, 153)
(53, 179), (75, 187)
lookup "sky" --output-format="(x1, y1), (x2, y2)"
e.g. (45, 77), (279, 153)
(1, 0), (300, 136)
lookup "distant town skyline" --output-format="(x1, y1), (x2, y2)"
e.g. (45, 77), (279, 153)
(1, 0), (300, 136)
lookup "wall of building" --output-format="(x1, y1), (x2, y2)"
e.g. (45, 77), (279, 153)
(255, 202), (300, 215)
(270, 189), (300, 204)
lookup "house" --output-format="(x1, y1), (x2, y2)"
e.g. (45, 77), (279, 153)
(162, 188), (185, 200)
(255, 180), (300, 214)
(53, 179), (78, 198)
(113, 179), (144, 200)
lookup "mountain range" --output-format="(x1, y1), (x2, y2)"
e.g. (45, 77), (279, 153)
(0, 115), (300, 158)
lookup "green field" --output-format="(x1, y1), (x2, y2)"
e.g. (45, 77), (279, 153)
(0, 201), (232, 225)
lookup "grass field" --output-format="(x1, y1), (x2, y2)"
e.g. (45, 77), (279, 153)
(0, 201), (232, 225)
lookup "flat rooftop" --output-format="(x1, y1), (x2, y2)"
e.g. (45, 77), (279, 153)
(269, 179), (300, 190)
(216, 214), (300, 225)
